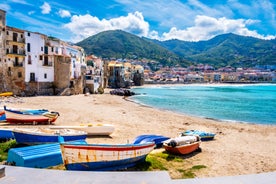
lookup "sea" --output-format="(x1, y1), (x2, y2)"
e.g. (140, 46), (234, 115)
(130, 84), (276, 125)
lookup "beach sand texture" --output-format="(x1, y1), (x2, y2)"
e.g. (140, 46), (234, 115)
(1, 91), (276, 178)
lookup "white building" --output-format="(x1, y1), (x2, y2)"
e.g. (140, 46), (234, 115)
(24, 31), (54, 83)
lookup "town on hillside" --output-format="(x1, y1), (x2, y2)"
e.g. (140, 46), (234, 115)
(0, 9), (275, 96)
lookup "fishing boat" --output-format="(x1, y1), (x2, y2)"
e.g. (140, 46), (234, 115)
(60, 141), (155, 171)
(180, 130), (216, 141)
(132, 134), (170, 148)
(12, 128), (87, 145)
(49, 123), (115, 136)
(0, 109), (5, 121)
(163, 135), (201, 155)
(4, 106), (59, 125)
(0, 92), (13, 97)
(0, 128), (14, 140)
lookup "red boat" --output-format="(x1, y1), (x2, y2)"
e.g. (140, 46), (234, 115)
(4, 106), (59, 125)
(163, 136), (201, 155)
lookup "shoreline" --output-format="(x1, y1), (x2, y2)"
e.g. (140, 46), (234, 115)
(1, 92), (276, 178)
(130, 83), (276, 125)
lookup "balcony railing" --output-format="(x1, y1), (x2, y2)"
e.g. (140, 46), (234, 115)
(13, 62), (23, 67)
(6, 38), (25, 44)
(43, 61), (53, 66)
(6, 49), (26, 56)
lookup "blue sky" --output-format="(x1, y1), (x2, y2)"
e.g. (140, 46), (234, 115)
(1, 0), (275, 43)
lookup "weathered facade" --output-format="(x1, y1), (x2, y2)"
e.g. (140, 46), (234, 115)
(0, 9), (88, 96)
(4, 26), (26, 95)
(0, 9), (6, 92)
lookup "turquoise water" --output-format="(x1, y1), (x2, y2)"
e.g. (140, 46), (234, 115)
(130, 84), (276, 125)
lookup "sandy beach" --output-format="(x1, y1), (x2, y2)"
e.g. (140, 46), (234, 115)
(1, 89), (276, 178)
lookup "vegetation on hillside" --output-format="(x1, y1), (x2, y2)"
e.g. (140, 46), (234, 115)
(77, 30), (276, 68)
(76, 30), (190, 67)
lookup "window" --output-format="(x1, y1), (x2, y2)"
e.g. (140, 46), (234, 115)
(28, 55), (31, 64)
(15, 57), (19, 66)
(41, 47), (43, 51)
(27, 43), (31, 52)
(44, 56), (48, 65)
(18, 72), (22, 78)
(44, 73), (47, 79)
(30, 73), (35, 82)
(44, 46), (48, 54)
(8, 67), (11, 76)
(27, 32), (30, 36)
(13, 33), (17, 42)
(39, 55), (43, 60)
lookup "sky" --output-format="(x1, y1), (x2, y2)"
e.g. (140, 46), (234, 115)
(0, 0), (275, 43)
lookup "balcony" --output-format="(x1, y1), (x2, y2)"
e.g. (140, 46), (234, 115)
(6, 49), (26, 56)
(43, 61), (53, 67)
(6, 38), (25, 45)
(13, 62), (23, 67)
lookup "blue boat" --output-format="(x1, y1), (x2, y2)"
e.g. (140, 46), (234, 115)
(0, 128), (14, 140)
(180, 130), (216, 141)
(0, 109), (5, 121)
(7, 140), (87, 168)
(12, 128), (87, 145)
(133, 134), (170, 148)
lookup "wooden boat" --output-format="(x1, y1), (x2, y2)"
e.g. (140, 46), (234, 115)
(0, 128), (14, 140)
(0, 92), (13, 97)
(163, 136), (201, 155)
(49, 123), (115, 136)
(180, 130), (216, 141)
(0, 109), (5, 121)
(60, 141), (155, 171)
(4, 106), (59, 125)
(132, 134), (170, 148)
(12, 128), (87, 145)
(7, 140), (87, 168)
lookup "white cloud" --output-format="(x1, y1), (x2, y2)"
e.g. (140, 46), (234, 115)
(58, 9), (71, 18)
(10, 0), (30, 5)
(160, 15), (276, 41)
(64, 11), (149, 42)
(40, 2), (51, 14)
(0, 4), (10, 11)
(28, 11), (35, 15)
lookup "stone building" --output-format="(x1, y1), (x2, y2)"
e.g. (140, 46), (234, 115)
(0, 9), (87, 96)
(4, 26), (26, 95)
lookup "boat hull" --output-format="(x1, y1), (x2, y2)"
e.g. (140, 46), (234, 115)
(13, 128), (87, 144)
(181, 130), (216, 141)
(49, 124), (115, 136)
(163, 141), (200, 155)
(0, 92), (13, 97)
(60, 142), (155, 171)
(0, 128), (14, 139)
(4, 109), (59, 125)
(133, 134), (170, 148)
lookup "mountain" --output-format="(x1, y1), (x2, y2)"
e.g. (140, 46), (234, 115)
(153, 33), (276, 68)
(77, 30), (276, 68)
(76, 30), (189, 67)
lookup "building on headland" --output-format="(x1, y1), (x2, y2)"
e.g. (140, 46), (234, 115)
(85, 55), (105, 94)
(0, 10), (88, 96)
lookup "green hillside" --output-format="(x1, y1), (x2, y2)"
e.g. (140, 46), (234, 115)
(77, 30), (276, 68)
(76, 30), (188, 66)
(156, 33), (276, 68)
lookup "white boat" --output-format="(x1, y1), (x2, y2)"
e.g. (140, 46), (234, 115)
(49, 123), (115, 136)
